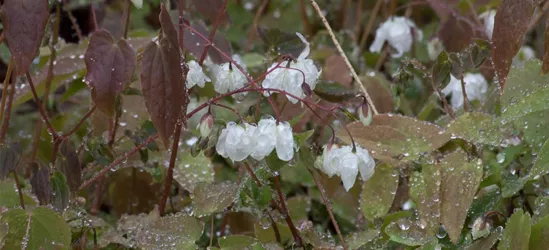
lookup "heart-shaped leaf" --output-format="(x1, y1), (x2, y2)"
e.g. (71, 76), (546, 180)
(84, 29), (137, 117)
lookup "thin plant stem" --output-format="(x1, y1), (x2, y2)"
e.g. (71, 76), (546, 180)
(267, 212), (282, 244)
(12, 173), (25, 209)
(528, 0), (549, 31)
(209, 215), (215, 247)
(158, 123), (182, 214)
(460, 76), (470, 112)
(359, 0), (382, 53)
(26, 72), (58, 138)
(338, 0), (349, 29)
(123, 0), (132, 39)
(0, 56), (14, 127)
(198, 0), (230, 65)
(307, 167), (347, 250)
(299, 0), (313, 36)
(308, 0), (379, 115)
(354, 0), (364, 40)
(90, 176), (106, 215)
(60, 106), (97, 140)
(244, 0), (270, 51)
(432, 78), (455, 119)
(62, 0), (84, 41)
(273, 175), (302, 247)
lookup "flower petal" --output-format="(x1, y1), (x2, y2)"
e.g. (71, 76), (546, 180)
(275, 121), (295, 161)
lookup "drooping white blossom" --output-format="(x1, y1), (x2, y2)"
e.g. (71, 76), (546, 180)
(262, 33), (321, 104)
(512, 46), (536, 67)
(213, 62), (249, 95)
(186, 60), (211, 89)
(317, 144), (375, 191)
(369, 16), (423, 58)
(232, 54), (248, 72)
(479, 10), (496, 39)
(216, 118), (296, 162)
(427, 37), (445, 61)
(442, 73), (488, 110)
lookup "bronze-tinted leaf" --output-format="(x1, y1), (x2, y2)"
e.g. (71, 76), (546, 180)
(140, 5), (185, 147)
(0, 143), (21, 180)
(84, 29), (137, 117)
(0, 0), (49, 76)
(492, 0), (534, 90)
(29, 162), (51, 205)
(56, 140), (81, 192)
(191, 0), (229, 25)
(542, 17), (549, 75)
(438, 15), (477, 53)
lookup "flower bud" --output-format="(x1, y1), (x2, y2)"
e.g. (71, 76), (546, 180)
(198, 113), (214, 138)
(358, 103), (372, 126)
(471, 216), (491, 240)
(302, 82), (312, 98)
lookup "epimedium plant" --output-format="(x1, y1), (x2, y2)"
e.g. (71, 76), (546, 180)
(2, 0), (549, 249)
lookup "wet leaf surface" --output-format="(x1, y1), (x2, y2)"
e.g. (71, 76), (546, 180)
(29, 162), (51, 205)
(492, 0), (534, 89)
(498, 209), (531, 250)
(410, 164), (441, 236)
(0, 143), (21, 180)
(56, 140), (81, 192)
(50, 171), (70, 212)
(340, 115), (450, 162)
(173, 152), (214, 192)
(466, 227), (502, 250)
(84, 29), (137, 116)
(0, 0), (49, 76)
(529, 215), (549, 250)
(0, 180), (36, 209)
(107, 167), (162, 217)
(193, 182), (238, 217)
(359, 163), (398, 220)
(0, 207), (71, 249)
(313, 81), (360, 103)
(446, 112), (517, 146)
(140, 5), (185, 147)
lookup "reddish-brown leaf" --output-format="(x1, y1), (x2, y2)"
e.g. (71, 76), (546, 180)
(437, 15), (479, 53)
(57, 140), (81, 193)
(29, 162), (52, 205)
(191, 0), (229, 25)
(0, 0), (49, 76)
(84, 29), (137, 117)
(542, 17), (549, 74)
(140, 5), (185, 147)
(492, 0), (534, 90)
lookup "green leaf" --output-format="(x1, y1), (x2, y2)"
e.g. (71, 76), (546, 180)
(385, 218), (431, 246)
(50, 171), (70, 212)
(340, 115), (451, 163)
(1, 207), (71, 249)
(498, 209), (531, 250)
(530, 215), (549, 250)
(173, 152), (214, 192)
(440, 150), (483, 243)
(432, 51), (452, 89)
(466, 227), (502, 250)
(530, 138), (549, 180)
(502, 176), (529, 198)
(410, 164), (441, 236)
(193, 182), (238, 217)
(345, 230), (379, 249)
(135, 213), (203, 250)
(0, 181), (36, 209)
(313, 81), (360, 103)
(286, 196), (310, 221)
(294, 130), (314, 148)
(218, 235), (257, 249)
(534, 196), (549, 223)
(0, 143), (21, 180)
(445, 112), (518, 146)
(359, 163), (398, 220)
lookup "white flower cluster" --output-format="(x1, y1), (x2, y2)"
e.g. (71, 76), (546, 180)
(370, 16), (423, 58)
(442, 73), (488, 110)
(262, 33), (321, 104)
(317, 144), (375, 191)
(216, 117), (295, 162)
(185, 56), (250, 97)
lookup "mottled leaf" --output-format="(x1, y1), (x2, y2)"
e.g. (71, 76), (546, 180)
(530, 215), (549, 250)
(1, 207), (71, 249)
(492, 0), (534, 90)
(0, 143), (21, 180)
(136, 213), (204, 250)
(446, 112), (517, 146)
(0, 181), (36, 209)
(50, 171), (70, 212)
(56, 140), (81, 192)
(29, 162), (51, 205)
(432, 51), (452, 89)
(257, 27), (306, 58)
(498, 209), (531, 250)
(84, 29), (137, 116)
(193, 182), (238, 217)
(410, 164), (441, 236)
(0, 0), (49, 76)
(173, 152), (214, 192)
(340, 115), (451, 162)
(313, 81), (360, 103)
(140, 5), (185, 147)
(440, 150), (483, 243)
(359, 163), (398, 220)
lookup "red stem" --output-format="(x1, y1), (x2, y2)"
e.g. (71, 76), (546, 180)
(25, 72), (58, 140)
(158, 123), (182, 214)
(198, 0), (230, 65)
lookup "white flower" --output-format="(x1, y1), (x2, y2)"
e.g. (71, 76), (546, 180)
(216, 118), (296, 162)
(479, 10), (496, 40)
(274, 121), (295, 161)
(216, 122), (256, 162)
(318, 145), (375, 191)
(442, 73), (488, 110)
(513, 46), (536, 67)
(186, 60), (211, 89)
(250, 117), (277, 160)
(369, 16), (423, 58)
(213, 62), (249, 94)
(232, 54), (248, 72)
(427, 37), (445, 61)
(262, 33), (321, 104)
